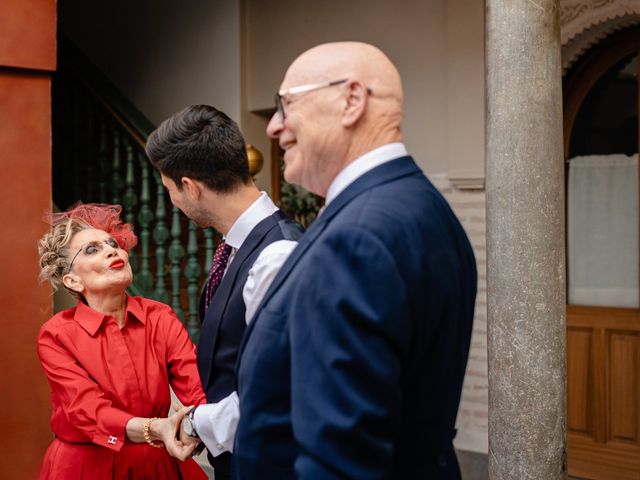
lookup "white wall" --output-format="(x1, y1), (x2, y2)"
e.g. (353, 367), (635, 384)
(59, 0), (485, 191)
(243, 0), (448, 177)
(59, 0), (242, 126)
(445, 0), (485, 187)
(241, 0), (485, 191)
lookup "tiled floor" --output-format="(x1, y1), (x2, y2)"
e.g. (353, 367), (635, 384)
(457, 450), (587, 480)
(457, 449), (488, 480)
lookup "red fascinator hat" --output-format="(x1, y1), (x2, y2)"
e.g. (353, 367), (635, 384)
(45, 202), (138, 252)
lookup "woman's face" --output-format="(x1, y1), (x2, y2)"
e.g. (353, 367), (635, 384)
(63, 228), (132, 296)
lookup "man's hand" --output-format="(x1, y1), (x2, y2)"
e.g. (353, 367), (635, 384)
(161, 406), (200, 461)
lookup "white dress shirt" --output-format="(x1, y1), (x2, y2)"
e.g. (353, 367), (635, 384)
(193, 192), (297, 456)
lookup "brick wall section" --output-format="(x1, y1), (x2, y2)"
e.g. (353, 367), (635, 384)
(430, 174), (488, 454)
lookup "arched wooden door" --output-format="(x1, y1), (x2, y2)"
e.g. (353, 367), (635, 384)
(564, 26), (640, 480)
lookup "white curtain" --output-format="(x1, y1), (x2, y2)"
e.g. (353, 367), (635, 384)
(568, 154), (639, 308)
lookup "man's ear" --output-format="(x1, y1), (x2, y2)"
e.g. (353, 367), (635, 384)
(62, 273), (83, 294)
(181, 177), (203, 200)
(342, 80), (369, 127)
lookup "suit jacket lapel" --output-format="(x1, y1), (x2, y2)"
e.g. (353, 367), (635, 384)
(236, 156), (420, 375)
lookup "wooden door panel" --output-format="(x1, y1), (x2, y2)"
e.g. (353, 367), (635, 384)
(568, 327), (592, 434)
(608, 331), (638, 443)
(569, 434), (640, 480)
(567, 307), (640, 479)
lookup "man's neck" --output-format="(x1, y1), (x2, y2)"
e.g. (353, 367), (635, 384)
(345, 126), (402, 167)
(204, 183), (261, 236)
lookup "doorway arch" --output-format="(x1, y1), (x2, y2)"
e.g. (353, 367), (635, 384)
(563, 24), (640, 480)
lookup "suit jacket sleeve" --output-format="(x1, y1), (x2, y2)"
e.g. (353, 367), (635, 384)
(289, 225), (411, 479)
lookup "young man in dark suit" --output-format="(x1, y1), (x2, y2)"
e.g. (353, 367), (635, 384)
(145, 105), (303, 479)
(233, 43), (477, 479)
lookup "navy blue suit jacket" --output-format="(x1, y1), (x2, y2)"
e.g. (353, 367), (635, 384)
(197, 210), (303, 475)
(198, 210), (303, 402)
(234, 156), (477, 479)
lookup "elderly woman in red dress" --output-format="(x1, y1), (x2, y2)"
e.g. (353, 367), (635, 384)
(37, 203), (207, 480)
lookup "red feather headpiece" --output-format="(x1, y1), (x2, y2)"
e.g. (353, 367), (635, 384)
(44, 202), (138, 252)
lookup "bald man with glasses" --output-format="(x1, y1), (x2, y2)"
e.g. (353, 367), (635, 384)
(233, 42), (477, 479)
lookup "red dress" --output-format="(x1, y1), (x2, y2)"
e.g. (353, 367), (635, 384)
(37, 296), (208, 480)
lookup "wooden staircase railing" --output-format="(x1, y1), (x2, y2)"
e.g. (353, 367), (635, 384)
(52, 35), (215, 342)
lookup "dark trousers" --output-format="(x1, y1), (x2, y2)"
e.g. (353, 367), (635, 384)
(208, 451), (231, 480)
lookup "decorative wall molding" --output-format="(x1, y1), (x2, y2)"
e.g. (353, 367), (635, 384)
(560, 0), (640, 73)
(448, 175), (486, 191)
(560, 0), (640, 43)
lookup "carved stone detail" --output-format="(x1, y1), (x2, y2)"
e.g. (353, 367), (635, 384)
(560, 0), (639, 43)
(560, 0), (640, 73)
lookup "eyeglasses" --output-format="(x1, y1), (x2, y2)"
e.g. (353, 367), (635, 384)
(274, 78), (348, 120)
(67, 237), (120, 273)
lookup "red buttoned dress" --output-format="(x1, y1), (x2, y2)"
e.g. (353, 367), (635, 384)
(37, 296), (207, 480)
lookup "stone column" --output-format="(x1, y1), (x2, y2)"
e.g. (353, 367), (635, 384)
(485, 0), (566, 479)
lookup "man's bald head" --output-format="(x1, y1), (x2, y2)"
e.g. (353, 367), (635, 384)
(288, 43), (401, 95)
(285, 42), (403, 127)
(267, 42), (404, 197)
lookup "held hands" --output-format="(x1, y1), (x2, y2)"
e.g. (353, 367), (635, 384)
(158, 406), (200, 461)
(125, 408), (202, 461)
(177, 407), (201, 449)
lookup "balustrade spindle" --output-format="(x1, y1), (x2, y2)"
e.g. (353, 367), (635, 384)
(111, 131), (124, 204)
(152, 170), (169, 304)
(203, 228), (215, 275)
(185, 222), (202, 341)
(97, 118), (109, 203)
(137, 151), (154, 295)
(72, 87), (82, 200)
(123, 143), (138, 224)
(122, 142), (138, 273)
(169, 207), (185, 322)
(85, 99), (95, 202)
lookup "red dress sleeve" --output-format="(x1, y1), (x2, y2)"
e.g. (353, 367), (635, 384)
(37, 325), (134, 451)
(162, 308), (207, 407)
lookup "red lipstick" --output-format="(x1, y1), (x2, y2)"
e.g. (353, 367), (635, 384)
(109, 259), (126, 269)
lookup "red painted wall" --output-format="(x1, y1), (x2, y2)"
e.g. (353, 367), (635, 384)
(0, 1), (55, 478)
(0, 0), (56, 70)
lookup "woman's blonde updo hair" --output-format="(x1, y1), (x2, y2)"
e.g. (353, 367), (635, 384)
(38, 219), (89, 291)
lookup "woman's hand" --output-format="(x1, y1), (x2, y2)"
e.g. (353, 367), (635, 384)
(157, 407), (200, 461)
(125, 407), (199, 461)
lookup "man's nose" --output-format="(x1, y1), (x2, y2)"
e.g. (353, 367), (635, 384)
(266, 113), (283, 139)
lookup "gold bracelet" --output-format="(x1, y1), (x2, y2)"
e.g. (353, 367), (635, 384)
(142, 417), (164, 448)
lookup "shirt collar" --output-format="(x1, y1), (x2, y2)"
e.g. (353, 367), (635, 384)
(73, 295), (145, 336)
(325, 143), (408, 206)
(224, 192), (278, 249)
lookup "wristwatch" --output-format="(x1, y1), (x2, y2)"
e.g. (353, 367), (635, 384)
(182, 406), (199, 438)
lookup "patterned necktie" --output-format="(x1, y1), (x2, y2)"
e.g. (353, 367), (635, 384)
(204, 240), (232, 311)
